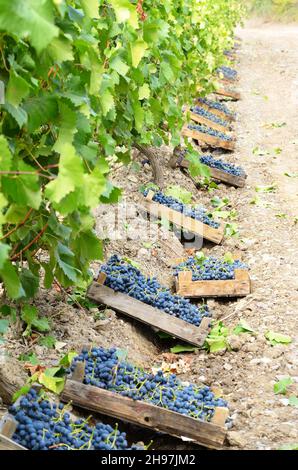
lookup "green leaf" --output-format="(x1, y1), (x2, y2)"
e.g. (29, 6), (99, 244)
(0, 0), (59, 53)
(110, 56), (129, 77)
(18, 352), (39, 365)
(0, 260), (25, 299)
(131, 39), (148, 68)
(0, 135), (12, 171)
(289, 396), (298, 407)
(80, 0), (100, 18)
(59, 351), (78, 368)
(255, 184), (277, 193)
(100, 89), (115, 116)
(0, 243), (10, 269)
(45, 143), (84, 203)
(38, 335), (56, 348)
(0, 319), (9, 335)
(205, 336), (228, 353)
(233, 320), (255, 335)
(116, 348), (128, 361)
(19, 268), (39, 298)
(24, 96), (57, 133)
(170, 344), (197, 354)
(110, 0), (138, 28)
(12, 384), (31, 403)
(6, 70), (30, 107)
(3, 103), (28, 128)
(279, 443), (298, 450)
(274, 377), (293, 395)
(38, 372), (65, 394)
(165, 185), (192, 204)
(139, 84), (150, 100)
(284, 172), (298, 178)
(265, 331), (292, 346)
(223, 252), (234, 264)
(21, 304), (50, 333)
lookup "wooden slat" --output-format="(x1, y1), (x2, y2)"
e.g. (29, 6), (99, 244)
(87, 283), (211, 347)
(0, 433), (27, 451)
(175, 269), (251, 298)
(61, 378), (228, 449)
(197, 101), (236, 122)
(182, 126), (235, 152)
(0, 415), (27, 450)
(142, 191), (224, 244)
(215, 85), (241, 101)
(176, 157), (246, 188)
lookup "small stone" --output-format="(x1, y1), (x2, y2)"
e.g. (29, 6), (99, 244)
(227, 431), (247, 448)
(228, 335), (245, 351)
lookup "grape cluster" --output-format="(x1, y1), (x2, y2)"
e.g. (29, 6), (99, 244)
(142, 189), (220, 229)
(188, 123), (233, 142)
(217, 66), (238, 81)
(70, 347), (228, 422)
(200, 155), (246, 177)
(100, 255), (210, 326)
(198, 98), (235, 118)
(173, 256), (247, 281)
(9, 388), (138, 450)
(190, 105), (229, 128)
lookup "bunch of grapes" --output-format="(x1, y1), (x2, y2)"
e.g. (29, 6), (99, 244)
(200, 155), (246, 177)
(70, 347), (228, 422)
(100, 255), (210, 326)
(187, 123), (233, 142)
(198, 98), (235, 118)
(217, 66), (238, 81)
(9, 388), (139, 450)
(190, 105), (229, 128)
(173, 256), (247, 281)
(142, 189), (220, 228)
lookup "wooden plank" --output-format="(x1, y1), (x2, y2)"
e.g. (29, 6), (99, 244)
(176, 157), (246, 188)
(0, 415), (27, 450)
(215, 86), (241, 101)
(182, 126), (235, 152)
(184, 106), (230, 133)
(61, 377), (228, 449)
(87, 282), (211, 347)
(0, 433), (27, 450)
(197, 101), (236, 122)
(143, 190), (224, 244)
(175, 269), (251, 298)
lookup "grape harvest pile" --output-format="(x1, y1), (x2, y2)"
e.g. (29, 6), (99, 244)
(190, 106), (229, 128)
(188, 123), (233, 142)
(200, 155), (246, 177)
(9, 388), (138, 450)
(218, 66), (238, 81)
(198, 98), (236, 118)
(173, 256), (247, 281)
(142, 189), (220, 228)
(100, 255), (210, 326)
(69, 347), (228, 421)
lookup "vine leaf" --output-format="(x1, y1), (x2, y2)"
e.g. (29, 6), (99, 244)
(131, 39), (148, 68)
(110, 0), (139, 28)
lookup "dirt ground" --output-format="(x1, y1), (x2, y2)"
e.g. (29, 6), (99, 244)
(1, 23), (298, 450)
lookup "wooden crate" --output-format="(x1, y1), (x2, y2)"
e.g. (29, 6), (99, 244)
(184, 106), (231, 133)
(197, 101), (236, 123)
(182, 125), (235, 152)
(0, 415), (27, 450)
(142, 190), (224, 244)
(87, 273), (211, 348)
(175, 269), (251, 298)
(174, 156), (246, 188)
(61, 363), (229, 450)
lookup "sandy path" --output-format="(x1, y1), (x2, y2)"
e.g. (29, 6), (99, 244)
(192, 23), (298, 450)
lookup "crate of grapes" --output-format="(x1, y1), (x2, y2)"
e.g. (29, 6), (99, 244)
(142, 190), (224, 244)
(172, 152), (247, 188)
(87, 269), (211, 348)
(61, 357), (230, 450)
(173, 256), (251, 298)
(197, 98), (236, 123)
(182, 125), (236, 152)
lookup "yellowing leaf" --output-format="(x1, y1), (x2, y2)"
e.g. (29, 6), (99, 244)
(131, 39), (148, 68)
(110, 0), (138, 28)
(138, 84), (150, 100)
